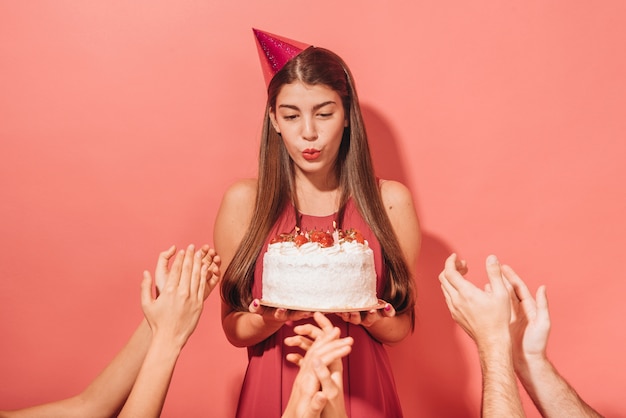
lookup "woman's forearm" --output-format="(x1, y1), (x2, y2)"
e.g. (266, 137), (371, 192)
(223, 310), (284, 347)
(364, 312), (412, 345)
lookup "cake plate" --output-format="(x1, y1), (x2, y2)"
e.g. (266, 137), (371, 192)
(259, 299), (387, 313)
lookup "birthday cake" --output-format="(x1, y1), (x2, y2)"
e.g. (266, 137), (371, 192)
(261, 229), (378, 311)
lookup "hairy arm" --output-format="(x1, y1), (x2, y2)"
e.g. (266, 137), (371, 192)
(439, 254), (525, 418)
(479, 337), (525, 418)
(505, 265), (603, 418)
(516, 358), (603, 418)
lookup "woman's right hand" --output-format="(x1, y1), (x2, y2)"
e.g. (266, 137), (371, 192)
(248, 299), (313, 323)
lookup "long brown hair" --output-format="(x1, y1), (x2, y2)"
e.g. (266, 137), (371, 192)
(221, 47), (416, 328)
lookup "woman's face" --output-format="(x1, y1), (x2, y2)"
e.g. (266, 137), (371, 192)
(270, 81), (347, 178)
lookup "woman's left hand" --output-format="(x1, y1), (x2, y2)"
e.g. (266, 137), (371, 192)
(248, 298), (314, 323)
(334, 300), (395, 327)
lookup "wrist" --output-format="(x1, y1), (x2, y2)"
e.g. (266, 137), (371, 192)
(150, 332), (187, 355)
(476, 330), (512, 356)
(517, 351), (549, 368)
(514, 351), (551, 383)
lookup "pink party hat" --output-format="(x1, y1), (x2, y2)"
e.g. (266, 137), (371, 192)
(253, 28), (310, 86)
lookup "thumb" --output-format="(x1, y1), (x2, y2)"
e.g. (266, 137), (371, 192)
(536, 285), (550, 324)
(141, 270), (155, 310)
(306, 392), (328, 416)
(485, 254), (505, 293)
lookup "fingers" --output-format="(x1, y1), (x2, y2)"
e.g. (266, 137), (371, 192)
(285, 352), (304, 366)
(140, 270), (155, 308)
(310, 392), (329, 413)
(248, 299), (264, 314)
(165, 248), (186, 291)
(502, 264), (533, 303)
(439, 253), (466, 295)
(304, 392), (328, 417)
(381, 302), (395, 317)
(292, 337), (352, 371)
(154, 244), (220, 298)
(202, 250), (221, 300)
(198, 262), (209, 300)
(207, 255), (222, 289)
(485, 254), (506, 294)
(313, 358), (338, 396)
(155, 245), (176, 292)
(248, 301), (307, 324)
(315, 338), (353, 365)
(337, 310), (362, 325)
(187, 247), (203, 297)
(294, 320), (338, 341)
(284, 334), (315, 352)
(535, 285), (550, 326)
(157, 245), (177, 268)
(176, 244), (196, 292)
(440, 282), (453, 311)
(201, 247), (217, 265)
(312, 311), (333, 330)
(455, 257), (469, 275)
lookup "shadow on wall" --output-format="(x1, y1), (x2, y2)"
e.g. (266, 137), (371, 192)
(362, 104), (473, 417)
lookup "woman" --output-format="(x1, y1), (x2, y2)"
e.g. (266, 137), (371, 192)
(215, 30), (420, 417)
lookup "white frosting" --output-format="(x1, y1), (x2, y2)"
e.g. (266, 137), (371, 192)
(262, 240), (378, 310)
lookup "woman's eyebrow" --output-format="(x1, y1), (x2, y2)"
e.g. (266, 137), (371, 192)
(278, 101), (336, 111)
(313, 101), (336, 110)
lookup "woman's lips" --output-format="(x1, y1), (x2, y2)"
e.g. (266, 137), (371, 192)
(302, 149), (321, 161)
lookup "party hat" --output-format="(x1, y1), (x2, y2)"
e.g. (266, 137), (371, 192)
(253, 28), (310, 86)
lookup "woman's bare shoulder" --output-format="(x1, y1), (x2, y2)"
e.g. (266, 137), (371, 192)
(378, 179), (413, 207)
(218, 178), (258, 212)
(378, 178), (421, 267)
(214, 179), (258, 255)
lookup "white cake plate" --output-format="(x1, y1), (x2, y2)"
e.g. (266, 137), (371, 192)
(259, 300), (387, 313)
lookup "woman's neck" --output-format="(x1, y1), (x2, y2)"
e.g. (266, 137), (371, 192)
(294, 173), (341, 216)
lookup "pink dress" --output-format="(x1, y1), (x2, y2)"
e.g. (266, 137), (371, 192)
(235, 199), (404, 418)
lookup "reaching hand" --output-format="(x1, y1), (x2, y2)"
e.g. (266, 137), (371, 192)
(141, 244), (218, 349)
(503, 264), (551, 365)
(438, 254), (512, 349)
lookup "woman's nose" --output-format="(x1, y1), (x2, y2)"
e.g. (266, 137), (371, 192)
(301, 118), (318, 141)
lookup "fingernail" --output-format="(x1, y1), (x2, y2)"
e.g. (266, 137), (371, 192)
(487, 255), (498, 265)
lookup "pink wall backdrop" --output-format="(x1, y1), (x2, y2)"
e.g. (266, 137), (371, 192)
(1, 1), (625, 417)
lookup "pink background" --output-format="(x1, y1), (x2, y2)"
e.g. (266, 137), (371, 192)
(1, 1), (625, 417)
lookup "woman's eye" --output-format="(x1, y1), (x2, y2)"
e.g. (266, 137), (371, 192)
(317, 113), (333, 118)
(283, 114), (298, 120)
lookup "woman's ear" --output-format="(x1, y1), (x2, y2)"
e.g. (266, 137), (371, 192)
(269, 110), (280, 134)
